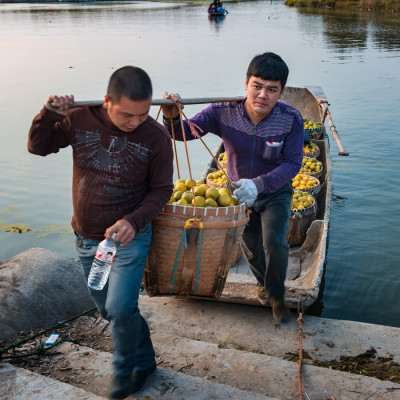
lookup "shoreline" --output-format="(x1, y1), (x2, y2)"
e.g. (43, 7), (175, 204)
(286, 0), (400, 12)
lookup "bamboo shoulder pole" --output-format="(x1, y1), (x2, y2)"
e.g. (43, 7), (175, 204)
(69, 97), (245, 108)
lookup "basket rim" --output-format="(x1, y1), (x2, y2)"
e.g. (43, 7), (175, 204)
(301, 156), (323, 178)
(292, 173), (320, 193)
(206, 178), (227, 188)
(291, 190), (317, 215)
(162, 201), (247, 217)
(303, 148), (320, 158)
(304, 126), (323, 133)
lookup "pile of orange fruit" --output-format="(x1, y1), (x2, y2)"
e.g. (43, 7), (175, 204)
(168, 178), (238, 207)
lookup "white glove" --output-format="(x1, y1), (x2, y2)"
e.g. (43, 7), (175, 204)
(233, 179), (258, 207)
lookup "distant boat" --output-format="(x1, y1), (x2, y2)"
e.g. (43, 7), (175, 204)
(207, 3), (228, 16)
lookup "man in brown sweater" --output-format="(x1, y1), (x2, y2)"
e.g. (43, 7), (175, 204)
(28, 66), (174, 399)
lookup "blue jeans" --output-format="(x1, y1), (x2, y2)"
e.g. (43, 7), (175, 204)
(74, 224), (155, 377)
(241, 183), (292, 300)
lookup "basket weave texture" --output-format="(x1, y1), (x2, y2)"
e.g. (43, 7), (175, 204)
(301, 157), (323, 179)
(293, 175), (321, 195)
(206, 178), (226, 188)
(303, 143), (320, 159)
(305, 127), (323, 140)
(287, 204), (317, 247)
(144, 203), (249, 299)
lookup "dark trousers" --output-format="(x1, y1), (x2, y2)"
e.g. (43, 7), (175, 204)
(241, 183), (292, 300)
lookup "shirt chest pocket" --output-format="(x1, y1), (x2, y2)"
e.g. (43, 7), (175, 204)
(260, 136), (284, 160)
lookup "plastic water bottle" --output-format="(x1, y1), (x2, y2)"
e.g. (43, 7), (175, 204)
(88, 233), (117, 290)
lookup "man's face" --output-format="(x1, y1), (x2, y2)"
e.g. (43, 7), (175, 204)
(104, 95), (151, 132)
(244, 76), (284, 122)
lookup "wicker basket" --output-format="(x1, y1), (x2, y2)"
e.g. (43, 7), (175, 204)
(301, 156), (323, 179)
(303, 142), (320, 159)
(144, 203), (249, 299)
(304, 119), (323, 140)
(305, 127), (323, 140)
(206, 169), (228, 188)
(287, 200), (317, 247)
(206, 178), (226, 188)
(292, 174), (321, 195)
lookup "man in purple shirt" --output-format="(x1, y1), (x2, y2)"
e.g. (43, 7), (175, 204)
(162, 52), (304, 323)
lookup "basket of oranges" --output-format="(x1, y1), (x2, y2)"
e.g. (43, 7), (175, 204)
(206, 169), (228, 188)
(287, 190), (317, 247)
(291, 172), (320, 195)
(304, 119), (323, 140)
(303, 141), (320, 159)
(144, 178), (248, 300)
(301, 156), (323, 179)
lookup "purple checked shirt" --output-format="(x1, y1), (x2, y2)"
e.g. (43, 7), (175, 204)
(165, 99), (304, 194)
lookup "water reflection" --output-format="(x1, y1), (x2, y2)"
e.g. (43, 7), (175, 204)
(208, 14), (226, 32)
(1, 0), (400, 328)
(296, 7), (400, 54)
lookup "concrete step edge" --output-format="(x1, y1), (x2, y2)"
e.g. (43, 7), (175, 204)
(46, 335), (400, 400)
(0, 363), (107, 400)
(10, 342), (277, 400)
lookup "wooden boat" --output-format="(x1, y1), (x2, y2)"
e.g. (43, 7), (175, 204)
(208, 10), (227, 16)
(200, 86), (333, 309)
(207, 4), (228, 16)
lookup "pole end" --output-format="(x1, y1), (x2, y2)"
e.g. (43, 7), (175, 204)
(338, 151), (350, 156)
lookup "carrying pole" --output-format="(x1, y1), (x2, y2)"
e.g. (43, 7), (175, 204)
(67, 97), (245, 108)
(319, 101), (349, 156)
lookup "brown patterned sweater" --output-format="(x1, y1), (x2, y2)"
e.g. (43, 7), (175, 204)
(28, 106), (173, 240)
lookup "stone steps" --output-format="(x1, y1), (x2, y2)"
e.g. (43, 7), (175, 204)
(0, 363), (106, 400)
(139, 296), (400, 364)
(1, 249), (400, 399)
(44, 332), (399, 400)
(1, 352), (277, 400)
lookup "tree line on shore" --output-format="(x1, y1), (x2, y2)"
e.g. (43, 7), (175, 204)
(286, 0), (399, 12)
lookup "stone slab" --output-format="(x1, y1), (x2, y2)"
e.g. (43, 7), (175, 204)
(139, 296), (400, 364)
(0, 363), (106, 400)
(151, 332), (400, 400)
(44, 335), (400, 400)
(42, 342), (278, 400)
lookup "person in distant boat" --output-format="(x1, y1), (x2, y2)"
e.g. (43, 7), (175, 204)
(209, 0), (226, 14)
(161, 52), (303, 324)
(27, 66), (174, 399)
(217, 1), (226, 14)
(208, 2), (216, 13)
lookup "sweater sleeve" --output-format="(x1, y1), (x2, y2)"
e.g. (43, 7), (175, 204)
(122, 132), (174, 233)
(27, 107), (71, 156)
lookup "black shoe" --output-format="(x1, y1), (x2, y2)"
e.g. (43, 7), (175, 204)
(108, 375), (133, 400)
(270, 297), (291, 324)
(131, 363), (157, 394)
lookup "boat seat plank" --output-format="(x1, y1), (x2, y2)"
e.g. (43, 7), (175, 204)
(228, 255), (301, 281)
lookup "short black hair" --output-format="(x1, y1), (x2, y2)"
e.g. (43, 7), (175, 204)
(107, 66), (152, 103)
(246, 52), (289, 88)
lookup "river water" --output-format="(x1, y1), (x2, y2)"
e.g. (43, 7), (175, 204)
(0, 1), (399, 327)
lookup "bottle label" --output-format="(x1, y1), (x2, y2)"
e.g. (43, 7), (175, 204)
(95, 244), (116, 263)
